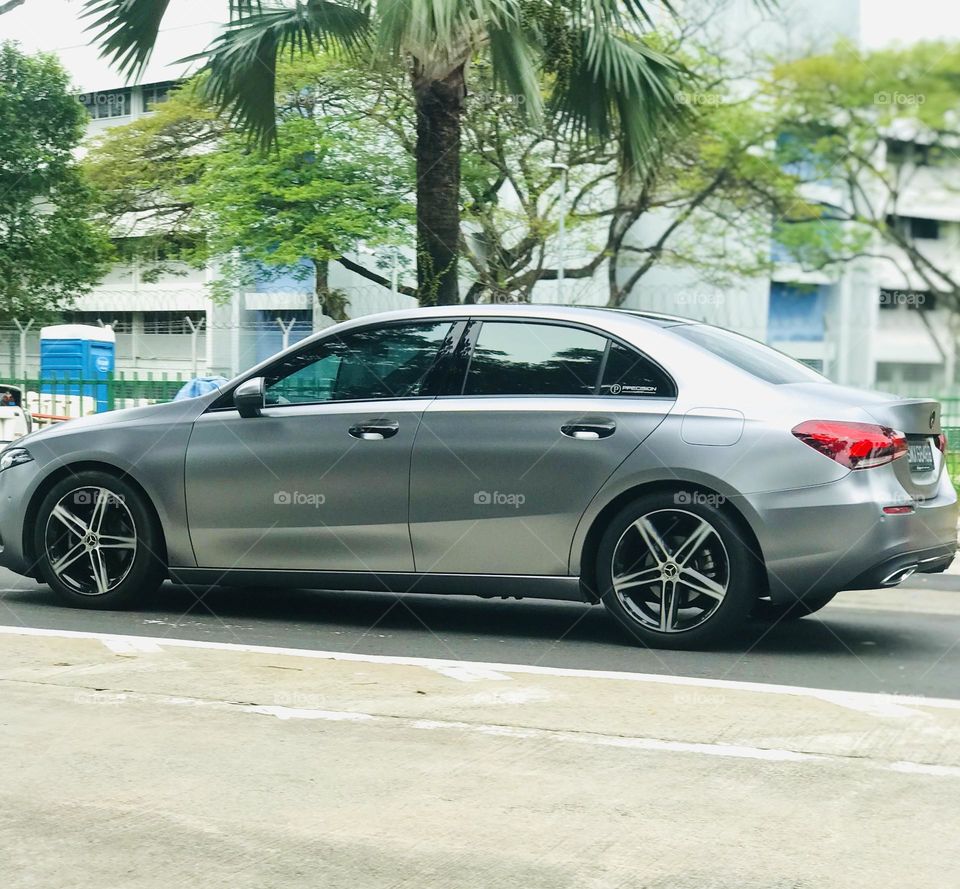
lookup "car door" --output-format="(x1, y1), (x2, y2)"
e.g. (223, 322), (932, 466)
(184, 319), (455, 572)
(409, 319), (677, 576)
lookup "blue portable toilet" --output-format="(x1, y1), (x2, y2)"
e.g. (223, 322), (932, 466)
(40, 324), (116, 413)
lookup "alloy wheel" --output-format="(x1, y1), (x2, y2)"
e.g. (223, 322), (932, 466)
(43, 486), (138, 596)
(610, 509), (729, 634)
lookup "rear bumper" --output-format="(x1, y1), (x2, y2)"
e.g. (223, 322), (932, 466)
(745, 468), (958, 604)
(843, 543), (956, 590)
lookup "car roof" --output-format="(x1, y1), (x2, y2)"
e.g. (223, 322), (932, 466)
(330, 303), (695, 330)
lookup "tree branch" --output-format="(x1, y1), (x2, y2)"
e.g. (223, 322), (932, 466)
(336, 255), (417, 297)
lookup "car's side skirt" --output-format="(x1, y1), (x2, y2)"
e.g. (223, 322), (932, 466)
(168, 568), (589, 602)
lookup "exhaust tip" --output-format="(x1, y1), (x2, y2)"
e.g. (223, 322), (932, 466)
(882, 565), (918, 586)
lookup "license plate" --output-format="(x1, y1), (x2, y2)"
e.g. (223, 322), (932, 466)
(908, 441), (935, 473)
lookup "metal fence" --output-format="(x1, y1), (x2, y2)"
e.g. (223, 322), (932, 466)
(11, 373), (189, 425)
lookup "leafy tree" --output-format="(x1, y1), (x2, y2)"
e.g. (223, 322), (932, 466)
(765, 41), (960, 310)
(291, 46), (806, 306)
(82, 0), (688, 306)
(0, 41), (111, 325)
(82, 62), (414, 320)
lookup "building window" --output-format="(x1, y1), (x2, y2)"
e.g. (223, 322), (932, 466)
(885, 139), (944, 167)
(886, 215), (941, 240)
(768, 283), (826, 342)
(143, 82), (176, 112)
(878, 290), (935, 311)
(142, 312), (206, 335)
(60, 311), (134, 334)
(903, 363), (936, 384)
(79, 89), (132, 120)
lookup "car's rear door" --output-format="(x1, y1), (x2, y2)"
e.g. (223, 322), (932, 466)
(408, 319), (677, 575)
(184, 319), (456, 572)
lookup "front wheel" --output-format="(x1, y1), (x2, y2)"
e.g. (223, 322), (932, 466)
(595, 492), (760, 649)
(34, 470), (166, 609)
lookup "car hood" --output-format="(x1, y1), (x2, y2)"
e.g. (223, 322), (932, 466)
(12, 391), (221, 449)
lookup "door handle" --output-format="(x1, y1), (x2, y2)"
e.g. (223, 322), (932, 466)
(561, 417), (616, 440)
(348, 419), (400, 440)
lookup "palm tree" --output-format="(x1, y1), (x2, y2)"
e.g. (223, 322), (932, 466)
(83, 0), (687, 305)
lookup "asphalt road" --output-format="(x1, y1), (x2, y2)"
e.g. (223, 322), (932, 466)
(2, 566), (959, 698)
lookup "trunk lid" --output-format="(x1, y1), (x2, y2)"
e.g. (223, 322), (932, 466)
(785, 383), (944, 497)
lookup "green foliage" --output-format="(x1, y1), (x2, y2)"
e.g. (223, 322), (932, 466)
(83, 57), (414, 309)
(83, 0), (689, 173)
(764, 40), (960, 296)
(0, 41), (111, 324)
(189, 111), (413, 277)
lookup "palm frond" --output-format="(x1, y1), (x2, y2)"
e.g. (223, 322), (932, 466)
(487, 22), (543, 121)
(192, 3), (370, 149)
(377, 0), (524, 58)
(548, 27), (689, 172)
(230, 1), (263, 20)
(564, 0), (675, 31)
(82, 0), (174, 80)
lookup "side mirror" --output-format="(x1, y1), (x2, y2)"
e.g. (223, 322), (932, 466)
(234, 377), (265, 418)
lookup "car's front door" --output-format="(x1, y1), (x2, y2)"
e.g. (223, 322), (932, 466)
(184, 320), (455, 572)
(409, 320), (677, 575)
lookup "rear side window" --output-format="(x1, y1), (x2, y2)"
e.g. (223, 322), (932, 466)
(463, 322), (607, 396)
(673, 324), (825, 385)
(601, 342), (676, 398)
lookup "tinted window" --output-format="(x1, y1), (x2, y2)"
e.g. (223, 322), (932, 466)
(673, 324), (825, 385)
(601, 342), (676, 398)
(264, 322), (451, 404)
(464, 322), (606, 396)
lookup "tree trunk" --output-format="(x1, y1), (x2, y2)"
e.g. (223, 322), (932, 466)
(413, 64), (465, 306)
(315, 258), (348, 321)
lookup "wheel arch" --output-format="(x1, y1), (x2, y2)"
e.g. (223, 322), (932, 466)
(576, 479), (767, 603)
(22, 461), (169, 571)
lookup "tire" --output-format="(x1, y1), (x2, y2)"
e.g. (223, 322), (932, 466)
(595, 491), (761, 650)
(752, 591), (838, 622)
(33, 470), (166, 609)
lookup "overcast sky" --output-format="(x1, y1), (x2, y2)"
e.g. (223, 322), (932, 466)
(1, 0), (959, 86)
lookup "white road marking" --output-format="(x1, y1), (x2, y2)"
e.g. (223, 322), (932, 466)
(249, 706), (376, 722)
(429, 664), (512, 682)
(102, 637), (163, 655)
(889, 761), (960, 778)
(3, 623), (960, 716)
(56, 686), (960, 776)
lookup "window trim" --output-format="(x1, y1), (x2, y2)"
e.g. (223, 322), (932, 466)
(207, 318), (465, 413)
(446, 317), (677, 401)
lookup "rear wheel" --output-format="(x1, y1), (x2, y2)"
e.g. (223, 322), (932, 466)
(34, 470), (165, 609)
(752, 591), (838, 621)
(596, 492), (760, 649)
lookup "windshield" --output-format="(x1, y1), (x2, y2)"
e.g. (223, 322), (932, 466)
(673, 324), (827, 385)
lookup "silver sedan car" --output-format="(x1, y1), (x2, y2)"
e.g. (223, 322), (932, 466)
(0, 305), (955, 648)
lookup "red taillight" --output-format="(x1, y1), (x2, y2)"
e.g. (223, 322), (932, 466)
(792, 421), (908, 470)
(936, 432), (948, 454)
